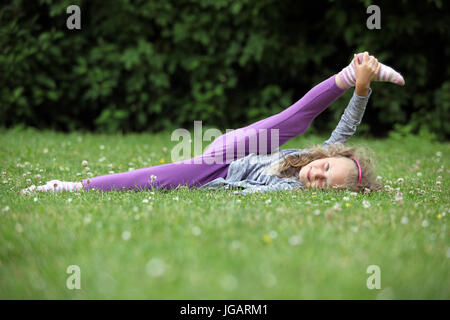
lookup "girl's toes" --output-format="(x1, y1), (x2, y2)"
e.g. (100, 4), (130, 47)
(20, 185), (36, 195)
(395, 74), (405, 86)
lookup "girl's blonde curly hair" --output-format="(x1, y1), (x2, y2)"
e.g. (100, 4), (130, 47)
(268, 143), (382, 192)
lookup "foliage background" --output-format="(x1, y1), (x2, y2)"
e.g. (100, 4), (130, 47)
(1, 0), (449, 139)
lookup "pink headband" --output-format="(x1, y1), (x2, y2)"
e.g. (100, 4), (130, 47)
(352, 157), (362, 186)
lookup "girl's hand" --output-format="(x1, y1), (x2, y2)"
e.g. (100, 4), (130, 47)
(354, 52), (381, 96)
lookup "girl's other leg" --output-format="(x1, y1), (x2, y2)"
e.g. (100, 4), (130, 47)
(81, 155), (229, 192)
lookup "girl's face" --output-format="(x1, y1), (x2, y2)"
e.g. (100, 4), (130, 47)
(298, 157), (356, 189)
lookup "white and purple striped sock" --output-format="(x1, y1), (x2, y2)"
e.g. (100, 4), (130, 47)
(21, 180), (83, 195)
(338, 52), (405, 89)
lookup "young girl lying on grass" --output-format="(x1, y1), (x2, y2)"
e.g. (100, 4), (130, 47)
(21, 52), (404, 196)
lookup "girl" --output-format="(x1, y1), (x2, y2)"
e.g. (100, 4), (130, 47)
(21, 52), (404, 196)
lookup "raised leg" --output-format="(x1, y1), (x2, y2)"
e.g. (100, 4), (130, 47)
(202, 75), (347, 162)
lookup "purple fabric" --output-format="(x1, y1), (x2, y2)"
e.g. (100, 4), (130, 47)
(82, 75), (346, 191)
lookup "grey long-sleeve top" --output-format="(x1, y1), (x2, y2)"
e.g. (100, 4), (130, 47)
(200, 88), (372, 195)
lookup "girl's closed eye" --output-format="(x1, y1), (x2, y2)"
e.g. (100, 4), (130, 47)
(325, 163), (330, 171)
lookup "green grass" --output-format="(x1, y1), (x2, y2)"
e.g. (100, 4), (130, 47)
(0, 128), (449, 299)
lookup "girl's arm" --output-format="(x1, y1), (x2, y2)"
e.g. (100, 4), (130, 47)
(322, 87), (372, 147)
(323, 53), (379, 147)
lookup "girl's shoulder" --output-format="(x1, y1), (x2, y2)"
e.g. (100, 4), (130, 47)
(278, 148), (309, 156)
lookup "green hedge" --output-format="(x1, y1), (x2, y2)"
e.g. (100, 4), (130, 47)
(1, 0), (449, 139)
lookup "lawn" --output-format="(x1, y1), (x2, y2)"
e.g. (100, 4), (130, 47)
(0, 128), (448, 299)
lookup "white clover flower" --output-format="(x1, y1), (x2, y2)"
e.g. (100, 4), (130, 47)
(400, 216), (409, 224)
(265, 199), (272, 204)
(313, 209), (321, 215)
(150, 175), (157, 182)
(269, 230), (278, 238)
(146, 258), (166, 277)
(81, 160), (88, 167)
(288, 235), (303, 246)
(343, 196), (350, 201)
(100, 145), (105, 150)
(15, 223), (24, 233)
(376, 175), (382, 181)
(333, 203), (342, 211)
(220, 274), (238, 291)
(173, 197), (179, 201)
(43, 148), (49, 154)
(142, 199), (149, 204)
(350, 192), (358, 197)
(362, 200), (371, 208)
(83, 216), (92, 224)
(191, 226), (201, 236)
(2, 206), (10, 212)
(422, 220), (429, 228)
(230, 240), (241, 250)
(417, 172), (422, 177)
(395, 192), (403, 202)
(397, 178), (404, 184)
(121, 231), (131, 241)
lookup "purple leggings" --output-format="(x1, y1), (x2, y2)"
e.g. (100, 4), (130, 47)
(82, 75), (346, 191)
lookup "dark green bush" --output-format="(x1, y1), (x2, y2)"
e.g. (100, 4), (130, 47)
(1, 0), (449, 139)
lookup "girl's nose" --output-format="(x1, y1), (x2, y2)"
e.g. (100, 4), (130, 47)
(313, 168), (325, 180)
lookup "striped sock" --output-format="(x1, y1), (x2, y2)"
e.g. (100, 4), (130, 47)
(338, 52), (405, 89)
(21, 180), (83, 195)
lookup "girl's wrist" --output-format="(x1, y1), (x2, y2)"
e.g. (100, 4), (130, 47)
(355, 81), (370, 96)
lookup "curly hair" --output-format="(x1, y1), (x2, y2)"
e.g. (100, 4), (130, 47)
(267, 143), (382, 192)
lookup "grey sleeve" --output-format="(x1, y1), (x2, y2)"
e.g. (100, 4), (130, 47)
(232, 182), (299, 196)
(322, 88), (372, 147)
